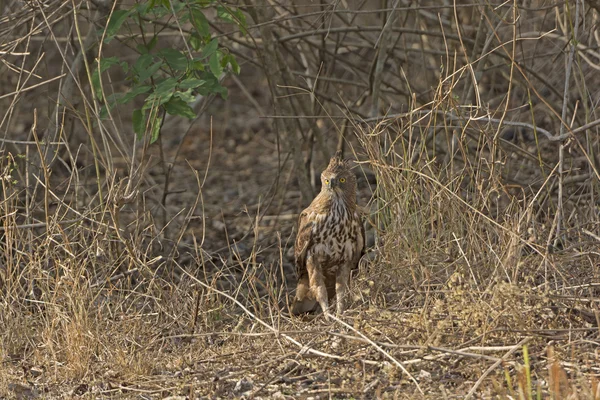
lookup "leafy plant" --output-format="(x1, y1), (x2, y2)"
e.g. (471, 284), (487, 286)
(93, 0), (244, 143)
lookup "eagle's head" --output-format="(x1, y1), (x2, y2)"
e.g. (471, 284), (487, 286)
(321, 150), (357, 206)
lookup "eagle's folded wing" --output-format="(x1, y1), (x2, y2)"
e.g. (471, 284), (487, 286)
(294, 210), (313, 277)
(291, 210), (318, 314)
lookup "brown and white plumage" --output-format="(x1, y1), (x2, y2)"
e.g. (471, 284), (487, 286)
(292, 150), (365, 318)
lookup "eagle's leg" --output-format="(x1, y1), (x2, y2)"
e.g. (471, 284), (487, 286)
(335, 264), (351, 315)
(291, 273), (317, 315)
(307, 258), (329, 318)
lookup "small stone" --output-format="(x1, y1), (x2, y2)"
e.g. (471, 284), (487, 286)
(418, 369), (432, 381)
(233, 377), (253, 394)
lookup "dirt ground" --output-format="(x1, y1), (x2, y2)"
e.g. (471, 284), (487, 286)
(3, 69), (599, 400)
(2, 1), (600, 399)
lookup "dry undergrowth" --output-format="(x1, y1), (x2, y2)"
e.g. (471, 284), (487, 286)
(2, 0), (600, 399)
(2, 114), (599, 398)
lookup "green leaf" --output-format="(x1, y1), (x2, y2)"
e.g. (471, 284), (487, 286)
(99, 92), (123, 118)
(179, 78), (206, 90)
(221, 53), (240, 74)
(143, 93), (171, 111)
(189, 33), (202, 52)
(170, 0), (185, 14)
(99, 104), (110, 120)
(142, 78), (177, 110)
(190, 8), (210, 39)
(214, 84), (228, 99)
(133, 54), (153, 74)
(216, 6), (247, 34)
(150, 114), (162, 143)
(209, 52), (222, 77)
(138, 61), (163, 83)
(195, 73), (227, 99)
(164, 96), (196, 119)
(158, 48), (188, 71)
(137, 35), (158, 54)
(133, 3), (149, 16)
(104, 9), (132, 43)
(133, 54), (164, 83)
(105, 92), (123, 104)
(150, 3), (170, 18)
(154, 77), (178, 97)
(133, 109), (145, 137)
(120, 85), (152, 104)
(147, 35), (158, 52)
(133, 54), (163, 83)
(191, 58), (206, 72)
(230, 57), (240, 74)
(216, 5), (240, 24)
(92, 57), (122, 101)
(201, 38), (218, 59)
(174, 89), (195, 103)
(99, 57), (122, 71)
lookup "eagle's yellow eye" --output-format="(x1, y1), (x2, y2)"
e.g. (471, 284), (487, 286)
(324, 179), (330, 184)
(339, 178), (346, 183)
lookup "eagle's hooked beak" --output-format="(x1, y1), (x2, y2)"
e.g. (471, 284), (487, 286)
(325, 178), (337, 189)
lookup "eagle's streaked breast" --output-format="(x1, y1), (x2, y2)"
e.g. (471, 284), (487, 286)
(306, 204), (363, 267)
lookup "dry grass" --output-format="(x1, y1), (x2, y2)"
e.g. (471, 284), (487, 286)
(2, 0), (600, 398)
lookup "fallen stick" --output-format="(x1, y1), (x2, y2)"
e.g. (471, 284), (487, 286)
(465, 337), (531, 399)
